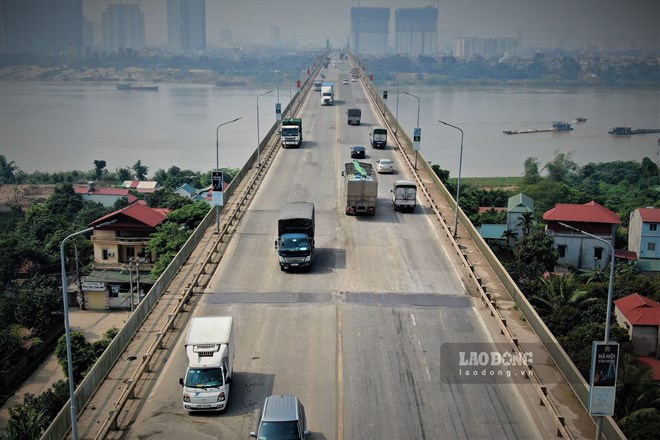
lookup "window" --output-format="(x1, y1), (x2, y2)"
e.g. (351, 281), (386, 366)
(650, 223), (658, 231)
(649, 242), (656, 251)
(594, 247), (603, 260)
(102, 249), (108, 260)
(557, 245), (566, 258)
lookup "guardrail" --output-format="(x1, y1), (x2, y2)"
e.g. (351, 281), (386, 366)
(353, 52), (625, 440)
(41, 52), (329, 440)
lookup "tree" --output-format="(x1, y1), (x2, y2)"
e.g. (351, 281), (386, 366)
(544, 149), (579, 183)
(132, 160), (148, 180)
(431, 164), (450, 184)
(522, 157), (541, 184)
(0, 155), (17, 184)
(46, 184), (83, 218)
(166, 201), (210, 229)
(54, 331), (96, 384)
(116, 167), (132, 181)
(93, 160), (107, 180)
(516, 211), (535, 237)
(2, 404), (46, 440)
(506, 226), (558, 290)
(528, 274), (596, 317)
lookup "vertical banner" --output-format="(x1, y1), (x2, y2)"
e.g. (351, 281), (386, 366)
(275, 102), (282, 121)
(212, 170), (224, 207)
(589, 341), (619, 416)
(297, 80), (301, 89)
(413, 128), (421, 151)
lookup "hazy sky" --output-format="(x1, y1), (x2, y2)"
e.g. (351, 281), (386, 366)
(83, 0), (659, 50)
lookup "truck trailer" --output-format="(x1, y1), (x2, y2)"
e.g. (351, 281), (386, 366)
(179, 316), (234, 411)
(275, 202), (315, 271)
(392, 180), (417, 212)
(347, 108), (361, 125)
(281, 117), (303, 148)
(343, 161), (378, 215)
(321, 82), (334, 106)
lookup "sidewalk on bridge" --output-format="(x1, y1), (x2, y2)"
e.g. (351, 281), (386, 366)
(0, 309), (130, 430)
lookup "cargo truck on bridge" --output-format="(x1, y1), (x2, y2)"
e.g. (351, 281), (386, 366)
(179, 316), (234, 411)
(281, 117), (303, 148)
(342, 160), (378, 215)
(347, 108), (361, 125)
(392, 180), (417, 212)
(275, 202), (315, 271)
(321, 82), (334, 106)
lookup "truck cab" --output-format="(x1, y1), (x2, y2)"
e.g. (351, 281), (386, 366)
(275, 202), (315, 271)
(281, 118), (303, 148)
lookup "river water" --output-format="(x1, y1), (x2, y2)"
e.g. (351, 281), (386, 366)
(1, 81), (658, 178)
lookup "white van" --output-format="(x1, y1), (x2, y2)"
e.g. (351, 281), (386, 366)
(392, 180), (417, 212)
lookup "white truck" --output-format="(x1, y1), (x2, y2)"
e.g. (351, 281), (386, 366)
(392, 180), (417, 212)
(342, 160), (378, 215)
(179, 316), (234, 411)
(321, 82), (334, 106)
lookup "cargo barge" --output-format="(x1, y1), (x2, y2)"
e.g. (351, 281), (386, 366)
(503, 121), (573, 135)
(608, 126), (660, 136)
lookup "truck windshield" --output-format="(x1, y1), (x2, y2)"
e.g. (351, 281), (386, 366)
(280, 236), (310, 252)
(282, 127), (299, 136)
(185, 367), (224, 388)
(373, 133), (386, 141)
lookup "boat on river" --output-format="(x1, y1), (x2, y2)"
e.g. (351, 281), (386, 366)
(608, 126), (660, 135)
(503, 121), (573, 135)
(116, 83), (159, 91)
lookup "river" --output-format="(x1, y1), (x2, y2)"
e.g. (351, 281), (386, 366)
(1, 81), (658, 178)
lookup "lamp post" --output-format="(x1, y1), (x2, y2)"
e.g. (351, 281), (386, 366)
(215, 117), (242, 234)
(256, 90), (274, 167)
(557, 221), (616, 440)
(377, 69), (399, 136)
(404, 91), (420, 169)
(60, 220), (115, 440)
(438, 120), (464, 239)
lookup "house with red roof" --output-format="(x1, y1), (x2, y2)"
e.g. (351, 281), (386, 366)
(81, 202), (170, 310)
(628, 207), (660, 275)
(121, 180), (161, 194)
(543, 201), (621, 270)
(74, 182), (138, 207)
(615, 293), (660, 380)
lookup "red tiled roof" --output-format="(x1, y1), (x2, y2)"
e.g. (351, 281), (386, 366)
(615, 250), (638, 261)
(74, 186), (130, 196)
(614, 293), (660, 326)
(543, 201), (621, 224)
(638, 207), (660, 223)
(638, 357), (660, 381)
(90, 202), (168, 228)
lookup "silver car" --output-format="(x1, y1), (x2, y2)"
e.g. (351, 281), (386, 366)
(250, 395), (311, 439)
(376, 158), (394, 173)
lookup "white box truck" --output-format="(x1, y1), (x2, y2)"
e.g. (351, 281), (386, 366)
(321, 82), (334, 106)
(179, 316), (234, 411)
(392, 180), (417, 212)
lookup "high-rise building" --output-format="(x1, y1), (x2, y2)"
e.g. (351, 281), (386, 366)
(102, 2), (145, 52)
(167, 0), (205, 52)
(395, 6), (438, 56)
(454, 36), (518, 57)
(0, 0), (83, 55)
(271, 25), (281, 46)
(350, 7), (389, 56)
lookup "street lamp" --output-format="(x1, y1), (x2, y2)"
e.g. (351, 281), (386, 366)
(256, 90), (274, 167)
(377, 69), (399, 136)
(60, 220), (115, 440)
(557, 221), (616, 440)
(438, 120), (464, 239)
(404, 91), (420, 169)
(215, 117), (242, 234)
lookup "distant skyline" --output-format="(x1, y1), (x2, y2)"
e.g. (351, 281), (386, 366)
(81, 0), (658, 51)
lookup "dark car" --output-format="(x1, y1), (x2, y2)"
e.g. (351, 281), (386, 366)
(250, 395), (311, 439)
(350, 145), (366, 158)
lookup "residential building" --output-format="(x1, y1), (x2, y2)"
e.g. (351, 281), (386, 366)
(629, 207), (660, 274)
(394, 7), (438, 56)
(82, 202), (170, 309)
(454, 35), (518, 57)
(614, 293), (660, 358)
(543, 201), (621, 270)
(507, 193), (534, 238)
(102, 2), (145, 53)
(167, 0), (205, 52)
(122, 180), (161, 194)
(0, 0), (83, 55)
(351, 7), (389, 56)
(74, 182), (138, 207)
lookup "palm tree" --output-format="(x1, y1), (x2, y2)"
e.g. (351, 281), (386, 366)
(503, 229), (517, 248)
(516, 211), (535, 237)
(528, 274), (596, 316)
